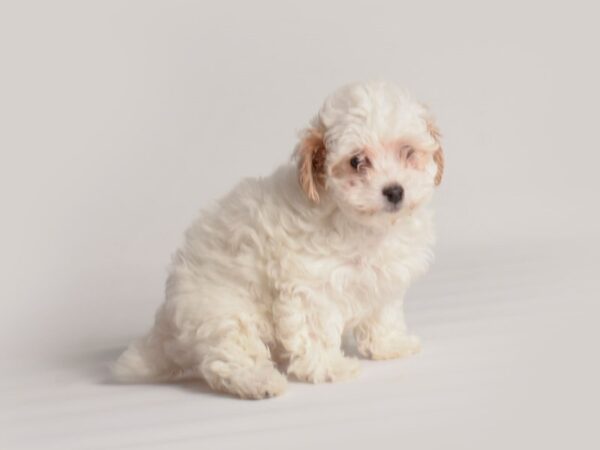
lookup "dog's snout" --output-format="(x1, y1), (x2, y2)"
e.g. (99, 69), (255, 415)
(382, 184), (404, 205)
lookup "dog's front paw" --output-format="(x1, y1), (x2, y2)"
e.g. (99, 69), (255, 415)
(287, 352), (361, 383)
(244, 366), (288, 399)
(357, 334), (421, 360)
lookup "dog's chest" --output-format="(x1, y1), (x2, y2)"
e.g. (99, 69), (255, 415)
(319, 243), (411, 303)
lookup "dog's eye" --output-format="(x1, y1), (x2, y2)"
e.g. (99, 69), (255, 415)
(405, 147), (415, 159)
(350, 155), (370, 171)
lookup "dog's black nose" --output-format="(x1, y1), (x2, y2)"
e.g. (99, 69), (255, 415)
(382, 184), (404, 204)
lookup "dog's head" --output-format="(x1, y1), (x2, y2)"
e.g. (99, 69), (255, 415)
(295, 81), (443, 228)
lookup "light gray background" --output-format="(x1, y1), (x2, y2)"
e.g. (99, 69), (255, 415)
(1, 1), (599, 449)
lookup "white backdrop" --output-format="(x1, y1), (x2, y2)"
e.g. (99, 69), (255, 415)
(1, 1), (599, 449)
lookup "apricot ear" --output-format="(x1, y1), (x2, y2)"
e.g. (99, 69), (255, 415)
(424, 112), (444, 186)
(433, 148), (444, 186)
(294, 128), (326, 202)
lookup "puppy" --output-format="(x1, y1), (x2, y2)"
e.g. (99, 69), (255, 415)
(114, 81), (444, 399)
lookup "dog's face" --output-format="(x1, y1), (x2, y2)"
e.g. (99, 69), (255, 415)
(296, 81), (444, 228)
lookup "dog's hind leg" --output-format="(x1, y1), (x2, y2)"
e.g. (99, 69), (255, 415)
(197, 322), (287, 399)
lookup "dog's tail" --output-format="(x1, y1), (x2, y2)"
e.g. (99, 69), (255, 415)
(112, 332), (182, 383)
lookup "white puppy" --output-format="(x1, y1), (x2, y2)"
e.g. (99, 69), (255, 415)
(114, 81), (444, 399)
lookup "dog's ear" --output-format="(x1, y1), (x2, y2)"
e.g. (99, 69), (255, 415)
(424, 112), (444, 186)
(433, 148), (444, 186)
(294, 128), (326, 203)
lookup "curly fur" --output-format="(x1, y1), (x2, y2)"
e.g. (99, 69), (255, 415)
(113, 81), (443, 399)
